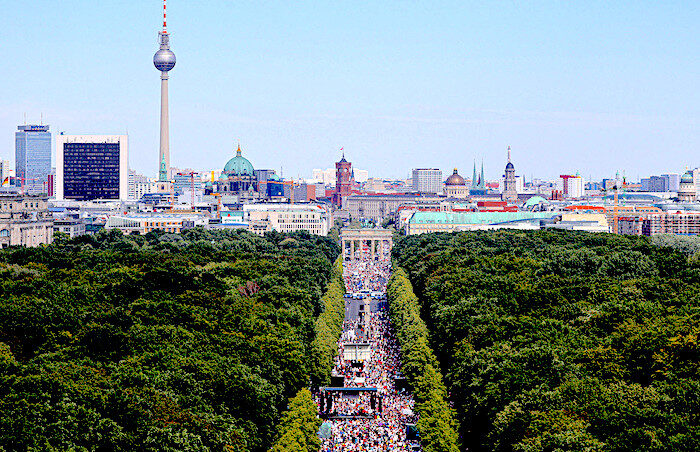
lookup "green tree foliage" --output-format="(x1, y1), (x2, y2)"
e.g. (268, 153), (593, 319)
(387, 268), (460, 452)
(393, 230), (700, 451)
(268, 388), (321, 452)
(0, 228), (338, 452)
(309, 257), (346, 385)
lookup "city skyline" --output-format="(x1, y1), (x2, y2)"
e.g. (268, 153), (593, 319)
(2, 1), (698, 180)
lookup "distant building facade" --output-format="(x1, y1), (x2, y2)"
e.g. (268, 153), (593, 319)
(55, 135), (129, 201)
(345, 194), (444, 222)
(412, 168), (442, 194)
(558, 174), (585, 198)
(662, 173), (680, 192)
(105, 214), (206, 234)
(619, 212), (700, 236)
(0, 195), (54, 247)
(173, 171), (202, 195)
(53, 218), (86, 238)
(640, 174), (680, 192)
(0, 160), (11, 184)
(15, 125), (51, 194)
(244, 203), (331, 236)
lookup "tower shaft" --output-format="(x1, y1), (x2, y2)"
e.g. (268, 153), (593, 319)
(159, 71), (170, 181)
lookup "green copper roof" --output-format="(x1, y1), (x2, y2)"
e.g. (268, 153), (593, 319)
(524, 196), (549, 207)
(223, 145), (254, 176)
(408, 211), (557, 225)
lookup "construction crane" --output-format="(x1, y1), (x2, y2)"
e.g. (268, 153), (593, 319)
(211, 193), (222, 219)
(612, 171), (629, 235)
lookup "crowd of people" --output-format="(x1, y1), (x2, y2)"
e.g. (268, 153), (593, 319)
(344, 260), (392, 294)
(318, 260), (420, 451)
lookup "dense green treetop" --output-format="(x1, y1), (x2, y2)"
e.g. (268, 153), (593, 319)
(393, 230), (699, 452)
(0, 228), (338, 452)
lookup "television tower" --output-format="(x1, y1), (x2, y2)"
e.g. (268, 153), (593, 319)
(153, 0), (176, 181)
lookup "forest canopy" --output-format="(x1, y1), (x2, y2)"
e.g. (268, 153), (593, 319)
(0, 228), (338, 452)
(393, 230), (700, 452)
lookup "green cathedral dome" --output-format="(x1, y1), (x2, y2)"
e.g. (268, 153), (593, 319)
(223, 145), (254, 176)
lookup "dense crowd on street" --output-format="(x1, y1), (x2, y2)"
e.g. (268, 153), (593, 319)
(318, 260), (420, 451)
(344, 260), (392, 293)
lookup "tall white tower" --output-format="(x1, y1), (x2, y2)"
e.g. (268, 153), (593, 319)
(153, 0), (176, 182)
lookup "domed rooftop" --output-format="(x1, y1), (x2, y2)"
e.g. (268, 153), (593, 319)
(268, 173), (281, 182)
(223, 145), (254, 176)
(524, 196), (549, 207)
(445, 169), (466, 186)
(505, 161), (515, 170)
(680, 170), (694, 184)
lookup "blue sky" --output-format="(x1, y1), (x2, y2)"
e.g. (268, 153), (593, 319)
(1, 0), (698, 180)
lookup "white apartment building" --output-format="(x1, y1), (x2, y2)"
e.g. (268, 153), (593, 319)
(243, 203), (331, 236)
(557, 174), (585, 198)
(412, 168), (443, 194)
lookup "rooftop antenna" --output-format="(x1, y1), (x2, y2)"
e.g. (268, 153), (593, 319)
(23, 112), (27, 125)
(40, 113), (43, 125)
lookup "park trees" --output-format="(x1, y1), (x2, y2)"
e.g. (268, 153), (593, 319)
(393, 230), (700, 451)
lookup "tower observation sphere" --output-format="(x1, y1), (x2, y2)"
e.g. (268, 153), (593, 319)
(154, 49), (176, 72)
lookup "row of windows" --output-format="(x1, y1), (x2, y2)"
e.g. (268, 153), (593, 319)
(145, 221), (182, 227)
(63, 144), (121, 201)
(145, 227), (181, 233)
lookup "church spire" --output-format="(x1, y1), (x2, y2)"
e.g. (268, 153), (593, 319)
(479, 159), (485, 189)
(507, 145), (511, 163)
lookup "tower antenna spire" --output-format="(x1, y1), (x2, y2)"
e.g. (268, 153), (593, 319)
(162, 0), (167, 32)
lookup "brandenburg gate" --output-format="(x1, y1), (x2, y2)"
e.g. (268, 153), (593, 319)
(340, 228), (393, 261)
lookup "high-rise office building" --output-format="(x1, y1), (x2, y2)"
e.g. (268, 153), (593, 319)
(641, 175), (668, 192)
(661, 174), (680, 192)
(15, 125), (51, 194)
(55, 135), (128, 201)
(412, 168), (442, 193)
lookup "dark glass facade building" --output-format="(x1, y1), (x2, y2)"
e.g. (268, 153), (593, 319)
(63, 142), (121, 201)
